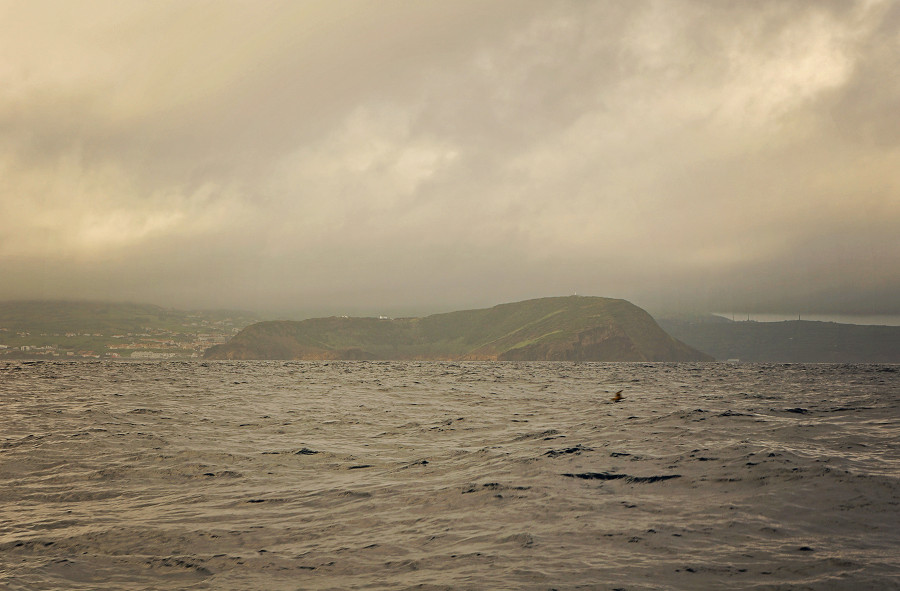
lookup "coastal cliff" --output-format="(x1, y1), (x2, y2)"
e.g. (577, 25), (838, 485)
(204, 296), (712, 361)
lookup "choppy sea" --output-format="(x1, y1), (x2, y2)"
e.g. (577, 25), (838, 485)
(1, 361), (898, 590)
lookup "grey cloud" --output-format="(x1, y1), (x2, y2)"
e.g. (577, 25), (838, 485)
(1, 0), (898, 318)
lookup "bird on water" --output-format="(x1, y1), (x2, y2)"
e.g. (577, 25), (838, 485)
(611, 390), (623, 402)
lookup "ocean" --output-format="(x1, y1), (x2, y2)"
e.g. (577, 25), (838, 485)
(1, 361), (898, 590)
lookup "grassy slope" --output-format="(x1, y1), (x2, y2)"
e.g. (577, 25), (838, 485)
(207, 296), (711, 361)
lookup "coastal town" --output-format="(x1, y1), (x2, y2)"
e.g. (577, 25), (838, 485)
(0, 303), (256, 360)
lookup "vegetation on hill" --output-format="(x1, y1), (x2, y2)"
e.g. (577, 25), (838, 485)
(205, 296), (711, 361)
(0, 301), (257, 359)
(657, 317), (900, 363)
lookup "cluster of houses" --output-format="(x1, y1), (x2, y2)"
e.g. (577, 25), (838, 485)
(0, 312), (251, 360)
(0, 330), (232, 359)
(0, 344), (103, 358)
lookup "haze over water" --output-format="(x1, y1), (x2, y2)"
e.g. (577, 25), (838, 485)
(2, 360), (898, 590)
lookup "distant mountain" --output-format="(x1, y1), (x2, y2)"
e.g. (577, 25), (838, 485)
(204, 296), (712, 361)
(0, 301), (256, 332)
(657, 317), (900, 363)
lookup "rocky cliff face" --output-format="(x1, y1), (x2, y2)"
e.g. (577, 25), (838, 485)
(205, 296), (713, 361)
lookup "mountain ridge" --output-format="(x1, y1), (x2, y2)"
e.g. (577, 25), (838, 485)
(657, 317), (900, 363)
(204, 296), (712, 361)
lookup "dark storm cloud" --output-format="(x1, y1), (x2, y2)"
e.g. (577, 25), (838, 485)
(1, 0), (898, 317)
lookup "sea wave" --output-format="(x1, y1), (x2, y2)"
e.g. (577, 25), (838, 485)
(1, 361), (898, 590)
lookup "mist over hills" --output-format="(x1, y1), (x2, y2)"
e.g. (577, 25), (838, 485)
(658, 316), (900, 363)
(203, 296), (710, 362)
(0, 301), (256, 333)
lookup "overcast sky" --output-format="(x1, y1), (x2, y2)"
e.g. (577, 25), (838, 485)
(2, 0), (898, 318)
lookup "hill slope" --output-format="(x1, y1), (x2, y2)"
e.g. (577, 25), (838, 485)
(205, 296), (711, 361)
(657, 317), (900, 363)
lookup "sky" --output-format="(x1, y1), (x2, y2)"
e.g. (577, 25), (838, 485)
(2, 0), (899, 319)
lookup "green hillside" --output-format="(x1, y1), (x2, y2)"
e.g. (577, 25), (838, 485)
(657, 317), (900, 363)
(205, 296), (711, 361)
